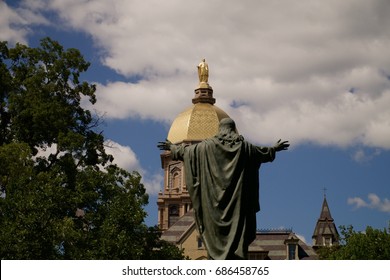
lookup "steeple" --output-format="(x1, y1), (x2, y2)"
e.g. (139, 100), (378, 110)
(312, 195), (339, 249)
(319, 195), (332, 220)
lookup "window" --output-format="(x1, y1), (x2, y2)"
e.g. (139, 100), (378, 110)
(288, 244), (296, 260)
(168, 205), (179, 227)
(172, 172), (180, 190)
(169, 165), (181, 191)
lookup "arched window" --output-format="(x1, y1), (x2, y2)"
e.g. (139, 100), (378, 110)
(172, 172), (180, 190)
(169, 166), (181, 191)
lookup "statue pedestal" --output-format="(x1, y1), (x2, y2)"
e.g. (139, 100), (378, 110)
(192, 87), (215, 104)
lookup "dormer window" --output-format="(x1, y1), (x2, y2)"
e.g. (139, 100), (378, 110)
(288, 244), (297, 260)
(284, 234), (299, 260)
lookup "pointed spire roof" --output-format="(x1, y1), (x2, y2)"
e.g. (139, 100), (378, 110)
(319, 196), (334, 221)
(312, 196), (339, 247)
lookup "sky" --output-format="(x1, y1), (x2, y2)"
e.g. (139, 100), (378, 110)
(1, 0), (390, 244)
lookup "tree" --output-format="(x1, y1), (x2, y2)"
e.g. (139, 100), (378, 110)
(318, 225), (390, 260)
(0, 38), (185, 259)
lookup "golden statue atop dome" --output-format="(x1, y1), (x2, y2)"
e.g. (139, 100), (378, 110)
(197, 58), (210, 88)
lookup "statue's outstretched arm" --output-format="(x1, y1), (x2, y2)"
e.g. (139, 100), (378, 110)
(157, 139), (172, 151)
(273, 139), (290, 152)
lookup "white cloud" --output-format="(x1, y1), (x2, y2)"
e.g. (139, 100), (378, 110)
(104, 140), (142, 172)
(142, 172), (164, 195)
(348, 197), (368, 208)
(3, 0), (390, 149)
(90, 77), (192, 122)
(105, 140), (163, 194)
(0, 1), (48, 44)
(34, 143), (64, 161)
(352, 148), (382, 163)
(34, 140), (162, 194)
(34, 140), (142, 173)
(348, 193), (390, 213)
(0, 1), (30, 44)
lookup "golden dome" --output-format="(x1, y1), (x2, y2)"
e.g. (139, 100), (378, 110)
(167, 102), (230, 144)
(167, 60), (230, 144)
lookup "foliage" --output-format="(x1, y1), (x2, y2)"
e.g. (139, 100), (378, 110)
(318, 225), (390, 260)
(0, 38), (185, 259)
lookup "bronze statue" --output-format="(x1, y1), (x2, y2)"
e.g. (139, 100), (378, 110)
(158, 118), (289, 259)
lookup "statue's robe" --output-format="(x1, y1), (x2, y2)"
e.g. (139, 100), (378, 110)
(197, 62), (208, 83)
(171, 137), (275, 259)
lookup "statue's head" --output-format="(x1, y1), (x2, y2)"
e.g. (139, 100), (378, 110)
(217, 118), (243, 145)
(219, 118), (236, 132)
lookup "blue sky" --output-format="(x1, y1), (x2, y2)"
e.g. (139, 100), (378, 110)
(1, 0), (389, 244)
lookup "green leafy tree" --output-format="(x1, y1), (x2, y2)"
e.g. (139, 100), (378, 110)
(318, 225), (390, 260)
(0, 38), (185, 259)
